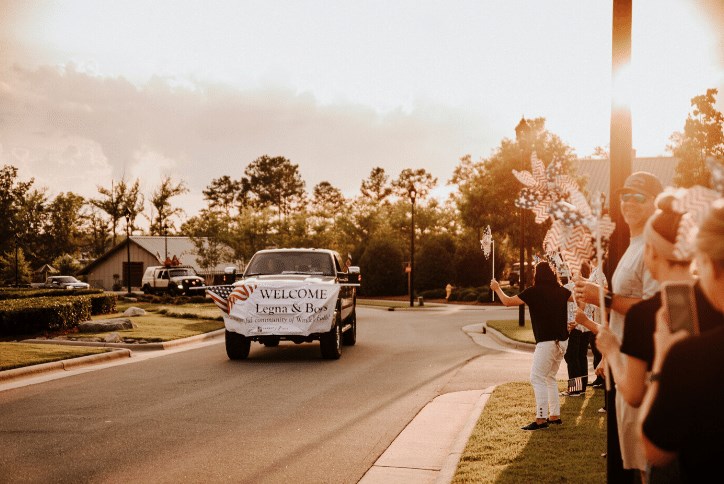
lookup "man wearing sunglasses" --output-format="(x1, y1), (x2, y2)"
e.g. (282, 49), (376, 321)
(575, 171), (663, 482)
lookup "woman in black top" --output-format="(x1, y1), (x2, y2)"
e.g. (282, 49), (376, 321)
(492, 261), (570, 430)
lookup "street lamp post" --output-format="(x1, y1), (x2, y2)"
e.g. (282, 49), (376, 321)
(14, 232), (19, 287)
(515, 117), (530, 327)
(163, 222), (168, 261)
(408, 185), (417, 307)
(125, 210), (132, 295)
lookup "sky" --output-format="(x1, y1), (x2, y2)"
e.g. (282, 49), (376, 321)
(1, 0), (723, 223)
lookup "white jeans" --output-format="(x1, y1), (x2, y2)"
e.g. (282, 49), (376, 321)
(530, 340), (568, 419)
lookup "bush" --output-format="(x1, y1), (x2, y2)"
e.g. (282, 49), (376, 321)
(0, 296), (92, 336)
(415, 236), (455, 291)
(419, 288), (446, 299)
(0, 287), (103, 301)
(89, 293), (117, 315)
(358, 237), (406, 297)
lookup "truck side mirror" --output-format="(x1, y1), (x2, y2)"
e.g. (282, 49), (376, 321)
(347, 266), (361, 284)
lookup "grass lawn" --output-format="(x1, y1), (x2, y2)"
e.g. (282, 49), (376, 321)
(0, 343), (110, 371)
(65, 300), (224, 342)
(455, 318), (607, 482)
(453, 381), (606, 483)
(486, 319), (535, 344)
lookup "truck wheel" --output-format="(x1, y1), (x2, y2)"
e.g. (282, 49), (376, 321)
(320, 312), (342, 360)
(342, 308), (356, 346)
(225, 330), (251, 360)
(142, 284), (152, 295)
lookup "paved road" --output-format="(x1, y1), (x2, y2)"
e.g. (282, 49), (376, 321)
(0, 304), (530, 483)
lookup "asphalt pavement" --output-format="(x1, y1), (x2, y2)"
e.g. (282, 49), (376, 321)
(0, 307), (539, 483)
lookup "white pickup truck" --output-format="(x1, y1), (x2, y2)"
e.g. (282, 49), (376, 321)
(141, 265), (205, 295)
(209, 248), (360, 360)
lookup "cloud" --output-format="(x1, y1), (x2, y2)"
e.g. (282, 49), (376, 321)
(0, 63), (498, 216)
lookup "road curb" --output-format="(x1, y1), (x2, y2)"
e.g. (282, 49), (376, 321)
(479, 323), (536, 352)
(0, 348), (132, 382)
(22, 328), (225, 351)
(435, 386), (495, 484)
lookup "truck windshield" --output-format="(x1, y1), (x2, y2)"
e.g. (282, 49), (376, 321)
(245, 252), (334, 276)
(169, 269), (195, 277)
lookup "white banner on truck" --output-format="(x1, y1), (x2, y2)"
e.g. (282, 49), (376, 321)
(224, 281), (340, 336)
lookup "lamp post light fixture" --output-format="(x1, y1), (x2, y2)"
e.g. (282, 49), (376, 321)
(124, 210), (132, 295)
(408, 185), (417, 308)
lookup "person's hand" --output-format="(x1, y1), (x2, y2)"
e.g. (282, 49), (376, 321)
(595, 360), (606, 379)
(595, 325), (620, 357)
(567, 322), (576, 333)
(575, 279), (600, 305)
(651, 307), (689, 372)
(490, 279), (500, 292)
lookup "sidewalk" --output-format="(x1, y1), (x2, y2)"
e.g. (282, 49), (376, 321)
(360, 322), (534, 484)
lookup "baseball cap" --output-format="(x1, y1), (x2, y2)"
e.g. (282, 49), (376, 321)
(615, 171), (663, 199)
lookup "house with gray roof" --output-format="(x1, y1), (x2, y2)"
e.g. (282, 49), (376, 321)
(575, 156), (678, 205)
(79, 236), (240, 291)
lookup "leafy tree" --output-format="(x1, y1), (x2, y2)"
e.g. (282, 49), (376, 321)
(43, 192), (86, 262)
(203, 175), (244, 217)
(0, 165), (35, 257)
(415, 236), (456, 291)
(392, 168), (437, 200)
(360, 167), (393, 205)
(358, 235), (406, 296)
(52, 254), (82, 275)
(90, 178), (144, 245)
(450, 117), (579, 276)
(14, 188), (48, 265)
(148, 175), (189, 235)
(80, 207), (111, 257)
(669, 88), (724, 188)
(0, 247), (32, 286)
(244, 155), (306, 221)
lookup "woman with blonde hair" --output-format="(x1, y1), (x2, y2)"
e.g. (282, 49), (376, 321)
(640, 198), (724, 482)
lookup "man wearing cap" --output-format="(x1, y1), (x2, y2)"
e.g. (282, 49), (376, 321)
(575, 171), (663, 481)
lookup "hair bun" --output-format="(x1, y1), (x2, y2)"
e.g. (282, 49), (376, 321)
(655, 192), (678, 213)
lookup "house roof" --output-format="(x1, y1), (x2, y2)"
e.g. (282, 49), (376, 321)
(34, 263), (57, 274)
(79, 236), (238, 275)
(575, 156), (677, 205)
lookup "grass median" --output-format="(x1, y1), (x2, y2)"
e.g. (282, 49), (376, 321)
(1, 301), (226, 371)
(452, 320), (607, 482)
(0, 343), (111, 371)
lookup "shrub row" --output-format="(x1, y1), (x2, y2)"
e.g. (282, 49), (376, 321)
(132, 294), (208, 305)
(0, 293), (117, 337)
(0, 288), (104, 301)
(418, 285), (520, 303)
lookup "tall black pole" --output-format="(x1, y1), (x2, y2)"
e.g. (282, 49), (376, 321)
(14, 233), (19, 287)
(409, 190), (416, 307)
(606, 3), (633, 484)
(608, 0), (633, 279)
(125, 212), (132, 295)
(515, 117), (530, 327)
(164, 223), (168, 260)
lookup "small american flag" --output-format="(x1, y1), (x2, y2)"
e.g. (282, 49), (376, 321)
(567, 376), (584, 394)
(205, 285), (235, 314)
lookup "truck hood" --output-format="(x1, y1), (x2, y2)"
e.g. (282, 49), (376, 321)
(239, 274), (336, 285)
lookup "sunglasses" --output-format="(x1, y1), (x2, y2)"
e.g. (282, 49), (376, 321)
(619, 193), (648, 204)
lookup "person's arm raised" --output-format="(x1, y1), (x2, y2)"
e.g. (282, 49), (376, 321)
(490, 279), (524, 307)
